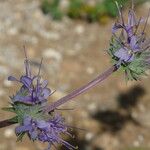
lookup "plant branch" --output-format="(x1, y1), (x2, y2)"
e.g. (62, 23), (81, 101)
(45, 65), (118, 112)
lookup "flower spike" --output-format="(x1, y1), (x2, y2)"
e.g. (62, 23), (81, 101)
(109, 3), (150, 80)
(5, 49), (76, 150)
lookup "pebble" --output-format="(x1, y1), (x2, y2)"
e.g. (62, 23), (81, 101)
(87, 102), (97, 113)
(133, 140), (140, 147)
(86, 67), (95, 75)
(4, 128), (14, 138)
(42, 48), (62, 62)
(85, 132), (94, 141)
(3, 79), (13, 87)
(75, 25), (85, 34)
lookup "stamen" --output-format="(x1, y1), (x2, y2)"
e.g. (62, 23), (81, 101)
(23, 46), (31, 77)
(36, 58), (43, 95)
(37, 57), (43, 77)
(23, 45), (28, 60)
(134, 17), (142, 35)
(115, 1), (125, 26)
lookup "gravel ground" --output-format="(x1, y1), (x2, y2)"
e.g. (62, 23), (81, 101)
(0, 0), (150, 150)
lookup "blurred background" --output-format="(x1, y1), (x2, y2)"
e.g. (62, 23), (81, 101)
(0, 0), (150, 150)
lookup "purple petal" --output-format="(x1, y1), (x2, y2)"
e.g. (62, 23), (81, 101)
(128, 10), (137, 27)
(29, 130), (38, 140)
(20, 76), (32, 89)
(8, 76), (19, 82)
(42, 88), (51, 99)
(130, 36), (140, 51)
(36, 120), (49, 129)
(15, 125), (31, 134)
(38, 132), (48, 142)
(126, 26), (133, 38)
(13, 94), (33, 104)
(130, 36), (137, 49)
(41, 80), (48, 88)
(114, 48), (133, 62)
(23, 116), (32, 125)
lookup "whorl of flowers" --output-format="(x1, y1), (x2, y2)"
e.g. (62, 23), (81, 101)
(4, 53), (77, 150)
(108, 2), (150, 80)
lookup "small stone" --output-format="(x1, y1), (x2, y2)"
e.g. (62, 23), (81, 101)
(85, 132), (94, 141)
(133, 140), (140, 147)
(3, 79), (13, 87)
(86, 67), (95, 74)
(87, 103), (97, 113)
(8, 27), (18, 35)
(4, 128), (14, 138)
(42, 48), (62, 62)
(75, 25), (85, 34)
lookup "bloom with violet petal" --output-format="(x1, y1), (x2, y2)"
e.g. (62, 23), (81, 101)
(5, 53), (77, 150)
(16, 114), (77, 150)
(8, 59), (51, 104)
(108, 2), (150, 80)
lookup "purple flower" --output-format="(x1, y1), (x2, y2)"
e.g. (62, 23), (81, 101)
(16, 115), (77, 150)
(112, 9), (139, 39)
(8, 53), (77, 149)
(114, 35), (141, 62)
(8, 58), (51, 104)
(112, 3), (149, 63)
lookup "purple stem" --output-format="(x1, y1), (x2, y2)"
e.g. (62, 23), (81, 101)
(0, 119), (16, 128)
(45, 65), (118, 112)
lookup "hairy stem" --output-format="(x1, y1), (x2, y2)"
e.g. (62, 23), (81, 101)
(45, 65), (118, 112)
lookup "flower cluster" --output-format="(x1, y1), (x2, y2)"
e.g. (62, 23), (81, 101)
(15, 114), (76, 150)
(6, 57), (77, 150)
(108, 3), (150, 80)
(8, 60), (51, 104)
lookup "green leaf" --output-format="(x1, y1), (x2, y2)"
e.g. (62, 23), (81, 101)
(9, 116), (18, 123)
(2, 107), (15, 112)
(16, 132), (26, 142)
(13, 103), (46, 124)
